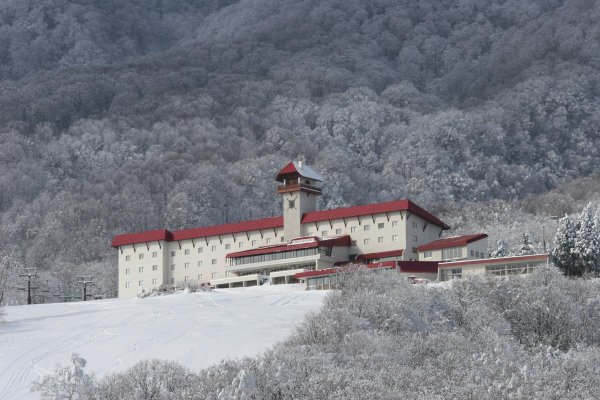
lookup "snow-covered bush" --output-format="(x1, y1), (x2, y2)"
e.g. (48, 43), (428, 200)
(31, 353), (94, 400)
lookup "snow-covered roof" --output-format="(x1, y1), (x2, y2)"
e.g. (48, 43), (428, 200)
(276, 161), (324, 182)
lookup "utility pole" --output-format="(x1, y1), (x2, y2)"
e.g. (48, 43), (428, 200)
(18, 268), (38, 305)
(75, 276), (95, 301)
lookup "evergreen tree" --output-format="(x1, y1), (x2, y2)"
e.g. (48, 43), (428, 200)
(517, 233), (536, 256)
(573, 203), (600, 276)
(553, 215), (578, 276)
(490, 239), (510, 258)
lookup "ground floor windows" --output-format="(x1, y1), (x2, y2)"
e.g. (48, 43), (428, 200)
(486, 264), (536, 276)
(442, 247), (463, 260)
(306, 275), (340, 290)
(440, 268), (462, 281)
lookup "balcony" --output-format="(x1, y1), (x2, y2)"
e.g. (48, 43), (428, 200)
(277, 183), (322, 195)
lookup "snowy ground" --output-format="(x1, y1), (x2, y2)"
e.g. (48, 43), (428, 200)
(0, 284), (328, 400)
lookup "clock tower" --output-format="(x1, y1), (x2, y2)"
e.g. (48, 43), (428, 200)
(276, 161), (323, 241)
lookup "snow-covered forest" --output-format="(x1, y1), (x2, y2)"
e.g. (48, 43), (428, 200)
(2, 0), (600, 300)
(33, 269), (600, 399)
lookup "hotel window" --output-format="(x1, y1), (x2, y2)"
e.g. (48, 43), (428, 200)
(225, 243), (231, 250)
(252, 240), (257, 246)
(239, 242), (244, 248)
(351, 240), (357, 246)
(470, 250), (474, 257)
(184, 249), (190, 255)
(185, 276), (191, 282)
(198, 247), (203, 253)
(424, 250), (433, 258)
(125, 282), (131, 288)
(364, 239), (370, 245)
(184, 262), (189, 269)
(171, 264), (175, 270)
(475, 251), (479, 258)
(211, 259), (217, 265)
(335, 228), (342, 234)
(266, 238), (272, 244)
(198, 274), (203, 281)
(364, 225), (370, 231)
(139, 253), (144, 260)
(350, 226), (357, 233)
(392, 221), (398, 227)
(412, 247), (418, 254)
(125, 268), (130, 275)
(152, 265), (158, 271)
(321, 231), (327, 236)
(378, 223), (384, 229)
(392, 235), (398, 241)
(442, 247), (463, 260)
(211, 245), (217, 251)
(197, 261), (203, 267)
(152, 251), (158, 258)
(138, 267), (144, 273)
(378, 237), (384, 243)
(125, 255), (131, 261)
(281, 236), (285, 242)
(139, 280), (144, 287)
(412, 235), (418, 242)
(152, 278), (158, 285)
(211, 272), (217, 279)
(171, 251), (176, 257)
(412, 221), (418, 229)
(170, 278), (175, 284)
(452, 268), (462, 279)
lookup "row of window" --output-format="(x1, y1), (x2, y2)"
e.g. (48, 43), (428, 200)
(350, 235), (401, 247)
(124, 273), (220, 288)
(308, 221), (401, 237)
(229, 247), (332, 266)
(125, 251), (159, 261)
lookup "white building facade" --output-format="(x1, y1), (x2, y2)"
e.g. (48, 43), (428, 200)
(113, 161), (467, 297)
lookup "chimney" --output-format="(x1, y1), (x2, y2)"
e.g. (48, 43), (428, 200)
(298, 160), (303, 168)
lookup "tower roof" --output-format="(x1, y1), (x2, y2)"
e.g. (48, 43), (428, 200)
(276, 161), (324, 182)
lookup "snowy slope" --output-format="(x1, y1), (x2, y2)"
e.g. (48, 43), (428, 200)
(0, 285), (327, 400)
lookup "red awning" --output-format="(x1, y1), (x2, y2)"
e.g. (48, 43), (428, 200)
(356, 249), (404, 261)
(226, 236), (351, 258)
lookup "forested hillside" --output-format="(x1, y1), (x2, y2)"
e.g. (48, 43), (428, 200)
(1, 0), (600, 300)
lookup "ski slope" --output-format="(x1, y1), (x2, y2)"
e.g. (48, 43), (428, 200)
(0, 284), (328, 400)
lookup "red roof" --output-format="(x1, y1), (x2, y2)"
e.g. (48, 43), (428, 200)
(439, 253), (549, 268)
(276, 162), (297, 180)
(172, 216), (282, 241)
(294, 261), (397, 279)
(417, 233), (488, 252)
(302, 199), (449, 229)
(226, 236), (351, 258)
(356, 249), (404, 261)
(397, 261), (439, 273)
(111, 229), (173, 248)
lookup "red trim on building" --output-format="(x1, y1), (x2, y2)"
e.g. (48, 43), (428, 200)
(302, 199), (449, 229)
(417, 233), (488, 252)
(397, 261), (439, 273)
(356, 249), (404, 261)
(226, 236), (351, 258)
(439, 253), (550, 268)
(275, 162), (298, 181)
(111, 229), (173, 248)
(294, 261), (397, 279)
(172, 216), (283, 241)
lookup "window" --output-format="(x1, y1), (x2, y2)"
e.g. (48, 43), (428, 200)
(251, 240), (257, 246)
(424, 250), (433, 258)
(266, 238), (272, 244)
(171, 251), (176, 257)
(125, 282), (131, 288)
(412, 221), (418, 229)
(152, 278), (158, 285)
(170, 278), (175, 284)
(184, 249), (190, 255)
(378, 223), (384, 229)
(184, 262), (189, 269)
(211, 272), (217, 279)
(392, 221), (398, 227)
(470, 250), (474, 257)
(139, 280), (144, 287)
(350, 226), (357, 233)
(412, 247), (418, 254)
(197, 261), (203, 267)
(351, 240), (357, 246)
(138, 267), (144, 273)
(125, 255), (131, 261)
(475, 251), (479, 258)
(392, 235), (398, 241)
(281, 236), (285, 242)
(152, 265), (158, 271)
(152, 251), (158, 258)
(442, 247), (464, 260)
(412, 235), (418, 242)
(211, 259), (217, 265)
(321, 231), (327, 236)
(170, 264), (175, 270)
(335, 228), (342, 234)
(364, 239), (370, 245)
(138, 253), (144, 260)
(198, 274), (203, 281)
(211, 245), (217, 251)
(198, 247), (203, 253)
(239, 242), (244, 248)
(486, 264), (536, 276)
(378, 237), (384, 243)
(364, 225), (370, 231)
(185, 276), (190, 282)
(125, 268), (130, 275)
(452, 268), (462, 279)
(225, 243), (231, 250)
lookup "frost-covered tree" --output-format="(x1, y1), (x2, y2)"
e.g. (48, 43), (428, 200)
(517, 233), (536, 255)
(490, 239), (510, 258)
(553, 215), (578, 276)
(573, 203), (600, 276)
(31, 353), (94, 400)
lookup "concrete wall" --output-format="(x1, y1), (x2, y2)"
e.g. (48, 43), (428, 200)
(118, 240), (167, 298)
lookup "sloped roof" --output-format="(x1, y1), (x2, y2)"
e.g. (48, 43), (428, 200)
(417, 233), (488, 252)
(226, 235), (351, 258)
(111, 229), (173, 247)
(172, 216), (283, 241)
(356, 249), (404, 261)
(302, 199), (450, 229)
(276, 161), (324, 182)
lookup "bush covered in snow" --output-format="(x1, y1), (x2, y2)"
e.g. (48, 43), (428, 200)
(34, 268), (600, 399)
